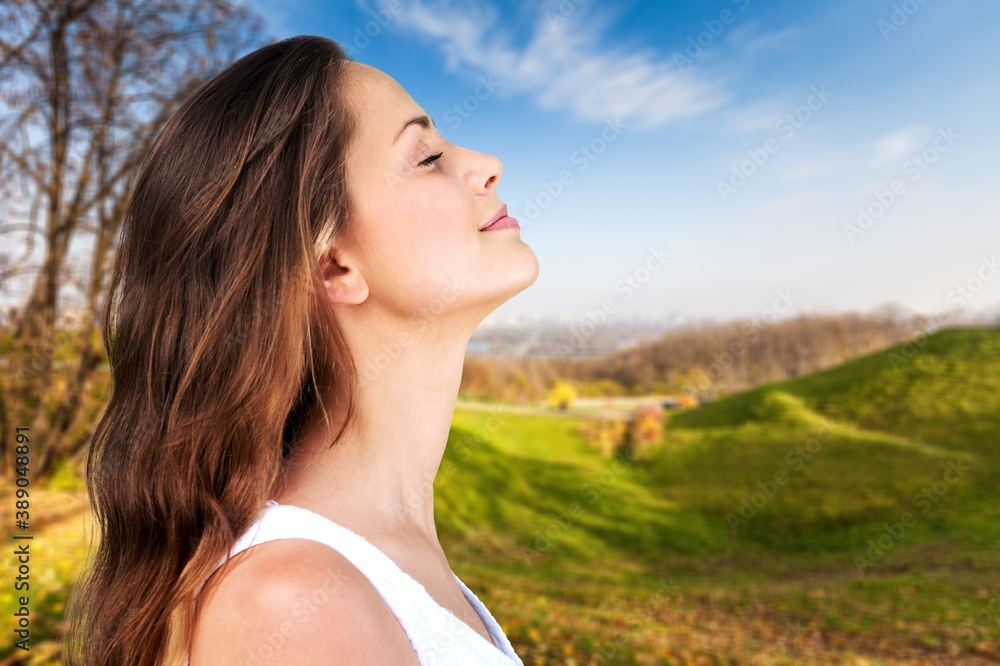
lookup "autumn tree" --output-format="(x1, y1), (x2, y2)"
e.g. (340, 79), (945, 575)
(547, 379), (577, 410)
(621, 402), (662, 458)
(577, 415), (626, 457)
(0, 0), (264, 476)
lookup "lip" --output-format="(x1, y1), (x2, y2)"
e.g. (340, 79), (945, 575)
(479, 204), (520, 231)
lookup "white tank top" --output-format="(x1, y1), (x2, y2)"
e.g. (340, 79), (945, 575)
(184, 499), (524, 665)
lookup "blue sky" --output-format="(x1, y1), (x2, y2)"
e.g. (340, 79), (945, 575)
(250, 0), (1000, 325)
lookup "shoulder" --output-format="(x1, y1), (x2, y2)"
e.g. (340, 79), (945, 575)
(189, 538), (419, 665)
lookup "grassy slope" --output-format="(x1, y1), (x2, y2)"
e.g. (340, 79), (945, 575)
(667, 327), (999, 548)
(435, 328), (1000, 663)
(5, 328), (997, 664)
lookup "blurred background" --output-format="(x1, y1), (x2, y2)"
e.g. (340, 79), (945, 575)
(2, 0), (998, 664)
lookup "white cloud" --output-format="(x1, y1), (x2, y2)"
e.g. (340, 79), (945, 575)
(361, 0), (728, 130)
(782, 160), (841, 180)
(725, 23), (798, 54)
(871, 125), (935, 166)
(721, 96), (792, 134)
(764, 189), (829, 214)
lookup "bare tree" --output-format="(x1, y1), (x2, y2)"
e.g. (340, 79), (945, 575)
(0, 0), (264, 476)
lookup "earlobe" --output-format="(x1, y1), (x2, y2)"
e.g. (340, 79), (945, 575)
(320, 251), (369, 306)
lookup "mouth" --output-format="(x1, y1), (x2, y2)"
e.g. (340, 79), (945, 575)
(479, 204), (520, 232)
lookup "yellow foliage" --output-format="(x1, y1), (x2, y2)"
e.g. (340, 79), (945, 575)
(629, 402), (663, 452)
(577, 416), (627, 456)
(677, 394), (698, 410)
(547, 380), (577, 410)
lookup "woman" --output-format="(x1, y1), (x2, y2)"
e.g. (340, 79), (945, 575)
(66, 35), (538, 665)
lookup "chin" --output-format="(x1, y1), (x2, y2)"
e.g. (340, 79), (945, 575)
(491, 248), (540, 309)
(450, 243), (539, 322)
(501, 242), (539, 293)
(520, 246), (540, 289)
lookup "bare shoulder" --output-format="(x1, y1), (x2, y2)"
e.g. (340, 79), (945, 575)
(189, 538), (419, 665)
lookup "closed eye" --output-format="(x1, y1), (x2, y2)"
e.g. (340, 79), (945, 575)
(418, 152), (443, 168)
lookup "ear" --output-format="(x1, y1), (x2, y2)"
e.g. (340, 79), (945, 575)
(319, 247), (369, 306)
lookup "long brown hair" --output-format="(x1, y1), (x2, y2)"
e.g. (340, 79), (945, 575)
(65, 35), (360, 665)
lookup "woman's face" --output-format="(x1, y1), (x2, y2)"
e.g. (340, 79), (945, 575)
(335, 62), (538, 325)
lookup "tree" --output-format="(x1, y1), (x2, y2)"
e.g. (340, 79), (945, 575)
(628, 402), (662, 451)
(547, 379), (577, 411)
(0, 0), (264, 476)
(577, 415), (626, 456)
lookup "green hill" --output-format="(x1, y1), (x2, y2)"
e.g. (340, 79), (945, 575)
(661, 327), (999, 550)
(7, 327), (998, 664)
(434, 327), (1000, 661)
(673, 327), (999, 456)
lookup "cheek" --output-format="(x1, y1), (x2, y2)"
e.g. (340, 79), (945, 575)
(356, 192), (473, 307)
(386, 180), (471, 250)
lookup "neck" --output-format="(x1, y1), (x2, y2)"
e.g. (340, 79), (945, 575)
(273, 305), (479, 544)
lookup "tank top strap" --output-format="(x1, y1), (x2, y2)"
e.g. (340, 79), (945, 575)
(202, 499), (523, 666)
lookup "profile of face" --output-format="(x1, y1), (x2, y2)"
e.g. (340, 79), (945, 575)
(327, 62), (539, 327)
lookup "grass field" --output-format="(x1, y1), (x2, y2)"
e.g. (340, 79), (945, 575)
(2, 327), (998, 664)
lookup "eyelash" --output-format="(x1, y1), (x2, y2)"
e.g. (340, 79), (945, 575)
(418, 152), (443, 168)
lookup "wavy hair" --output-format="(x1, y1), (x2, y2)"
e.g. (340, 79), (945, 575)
(65, 35), (360, 665)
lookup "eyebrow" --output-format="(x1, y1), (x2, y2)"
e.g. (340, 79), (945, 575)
(392, 114), (435, 145)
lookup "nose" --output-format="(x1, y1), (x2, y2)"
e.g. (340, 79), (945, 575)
(467, 149), (502, 194)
